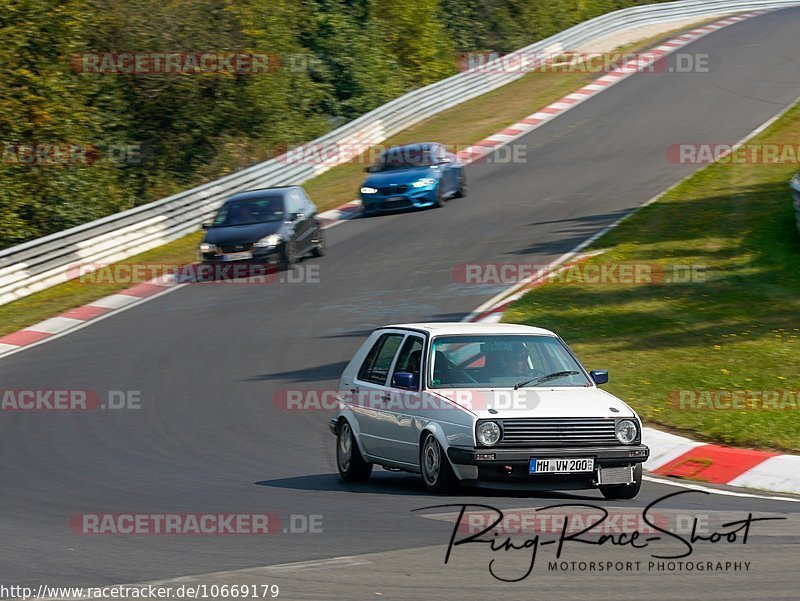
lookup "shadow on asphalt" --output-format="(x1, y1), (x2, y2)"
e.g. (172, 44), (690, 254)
(255, 472), (599, 501)
(244, 361), (350, 382)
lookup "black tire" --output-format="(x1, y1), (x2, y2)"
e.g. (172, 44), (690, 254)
(599, 463), (642, 500)
(433, 184), (446, 208)
(336, 420), (372, 482)
(311, 227), (326, 257)
(454, 171), (467, 198)
(279, 241), (296, 271)
(419, 432), (458, 493)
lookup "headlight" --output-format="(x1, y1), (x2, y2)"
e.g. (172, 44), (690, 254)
(615, 419), (638, 444)
(476, 421), (501, 446)
(199, 242), (216, 253)
(253, 234), (282, 248)
(411, 177), (436, 188)
(360, 186), (378, 194)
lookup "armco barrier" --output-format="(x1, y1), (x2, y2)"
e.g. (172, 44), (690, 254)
(2, 0), (800, 306)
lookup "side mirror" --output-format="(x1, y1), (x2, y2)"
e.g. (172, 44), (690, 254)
(392, 371), (418, 389)
(201, 222), (211, 230)
(589, 370), (609, 385)
(364, 165), (378, 173)
(289, 212), (305, 222)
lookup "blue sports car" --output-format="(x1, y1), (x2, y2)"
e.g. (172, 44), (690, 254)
(359, 143), (467, 215)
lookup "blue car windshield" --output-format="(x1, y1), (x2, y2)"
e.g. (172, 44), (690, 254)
(371, 148), (436, 172)
(212, 196), (284, 226)
(428, 335), (591, 389)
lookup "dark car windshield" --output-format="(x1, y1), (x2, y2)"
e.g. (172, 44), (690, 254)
(370, 147), (436, 172)
(428, 335), (591, 389)
(212, 195), (284, 227)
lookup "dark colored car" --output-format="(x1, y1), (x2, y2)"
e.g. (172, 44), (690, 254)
(199, 186), (325, 268)
(359, 142), (466, 216)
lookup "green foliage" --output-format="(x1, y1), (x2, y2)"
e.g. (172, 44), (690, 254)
(0, 0), (668, 248)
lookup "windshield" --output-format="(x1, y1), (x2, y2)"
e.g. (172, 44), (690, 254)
(428, 335), (591, 389)
(212, 195), (285, 227)
(370, 147), (436, 172)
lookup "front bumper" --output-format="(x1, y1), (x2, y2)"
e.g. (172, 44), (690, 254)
(361, 187), (438, 214)
(448, 444), (649, 484)
(199, 246), (281, 264)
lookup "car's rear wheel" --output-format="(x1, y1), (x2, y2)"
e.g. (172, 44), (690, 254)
(311, 226), (326, 257)
(599, 463), (642, 500)
(420, 432), (457, 493)
(336, 420), (372, 482)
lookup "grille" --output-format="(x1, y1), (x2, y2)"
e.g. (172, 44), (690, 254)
(499, 417), (617, 447)
(378, 185), (408, 195)
(219, 243), (254, 253)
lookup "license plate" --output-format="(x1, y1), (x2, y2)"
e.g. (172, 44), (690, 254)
(218, 251), (253, 262)
(529, 457), (594, 474)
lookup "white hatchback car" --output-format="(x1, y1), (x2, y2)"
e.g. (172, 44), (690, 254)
(330, 323), (649, 498)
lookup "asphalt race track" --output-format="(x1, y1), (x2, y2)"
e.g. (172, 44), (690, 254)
(2, 8), (800, 599)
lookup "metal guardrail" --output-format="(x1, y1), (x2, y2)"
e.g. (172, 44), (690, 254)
(2, 0), (800, 306)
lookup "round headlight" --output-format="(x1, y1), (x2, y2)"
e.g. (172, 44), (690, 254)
(615, 419), (638, 444)
(476, 421), (501, 446)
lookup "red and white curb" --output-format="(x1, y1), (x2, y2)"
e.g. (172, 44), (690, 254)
(0, 11), (772, 362)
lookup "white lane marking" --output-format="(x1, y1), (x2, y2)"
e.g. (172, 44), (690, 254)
(643, 475), (800, 503)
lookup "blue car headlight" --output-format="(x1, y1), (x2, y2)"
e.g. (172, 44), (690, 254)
(411, 177), (436, 188)
(360, 186), (378, 194)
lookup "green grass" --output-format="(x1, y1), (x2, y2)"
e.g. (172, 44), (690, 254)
(503, 104), (800, 453)
(0, 19), (714, 339)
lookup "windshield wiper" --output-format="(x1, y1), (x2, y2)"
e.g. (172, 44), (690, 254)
(514, 370), (580, 389)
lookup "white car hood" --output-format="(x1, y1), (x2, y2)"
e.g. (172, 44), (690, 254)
(428, 386), (634, 420)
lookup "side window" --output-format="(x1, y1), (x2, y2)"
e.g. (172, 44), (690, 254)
(357, 333), (404, 385)
(390, 336), (424, 389)
(299, 188), (316, 214)
(286, 190), (303, 215)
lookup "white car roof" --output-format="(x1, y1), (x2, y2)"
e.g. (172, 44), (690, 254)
(383, 322), (557, 337)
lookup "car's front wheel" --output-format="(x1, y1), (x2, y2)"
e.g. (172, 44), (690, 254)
(311, 226), (326, 257)
(336, 420), (372, 482)
(279, 241), (296, 271)
(420, 432), (458, 493)
(433, 184), (446, 208)
(599, 463), (642, 500)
